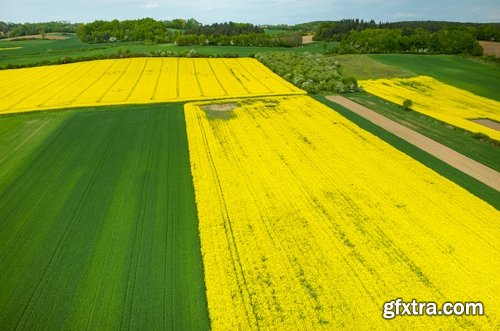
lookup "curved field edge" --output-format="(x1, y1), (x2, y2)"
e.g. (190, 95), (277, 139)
(184, 95), (500, 329)
(0, 103), (210, 330)
(315, 95), (500, 210)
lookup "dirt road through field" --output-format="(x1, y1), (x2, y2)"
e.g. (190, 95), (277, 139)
(327, 95), (500, 191)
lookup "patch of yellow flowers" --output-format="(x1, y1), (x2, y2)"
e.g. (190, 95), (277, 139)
(185, 95), (500, 330)
(360, 75), (500, 141)
(0, 47), (22, 51)
(0, 57), (304, 114)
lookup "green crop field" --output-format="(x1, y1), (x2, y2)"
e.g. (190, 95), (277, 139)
(335, 54), (416, 80)
(0, 34), (335, 68)
(0, 104), (210, 330)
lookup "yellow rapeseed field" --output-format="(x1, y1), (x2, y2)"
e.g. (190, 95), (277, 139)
(185, 95), (500, 330)
(360, 75), (500, 141)
(0, 47), (22, 51)
(0, 57), (304, 114)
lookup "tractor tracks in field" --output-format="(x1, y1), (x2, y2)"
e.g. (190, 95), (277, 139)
(14, 114), (125, 331)
(327, 95), (500, 192)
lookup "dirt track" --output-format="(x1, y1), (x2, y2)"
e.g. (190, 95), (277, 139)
(327, 95), (500, 191)
(0, 34), (69, 41)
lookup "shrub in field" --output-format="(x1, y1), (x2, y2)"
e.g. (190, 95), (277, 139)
(255, 52), (358, 94)
(402, 98), (413, 111)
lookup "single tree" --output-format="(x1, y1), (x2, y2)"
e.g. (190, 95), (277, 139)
(402, 99), (413, 111)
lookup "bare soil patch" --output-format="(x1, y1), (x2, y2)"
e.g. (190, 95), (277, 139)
(479, 41), (500, 57)
(472, 119), (500, 131)
(327, 95), (500, 191)
(302, 35), (314, 44)
(0, 34), (69, 41)
(201, 103), (237, 112)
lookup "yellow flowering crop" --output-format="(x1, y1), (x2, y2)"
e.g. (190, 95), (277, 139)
(185, 95), (500, 330)
(360, 76), (500, 141)
(0, 57), (304, 114)
(0, 47), (22, 51)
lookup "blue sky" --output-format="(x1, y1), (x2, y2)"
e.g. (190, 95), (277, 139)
(1, 0), (499, 24)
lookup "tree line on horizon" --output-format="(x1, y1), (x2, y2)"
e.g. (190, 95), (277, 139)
(75, 19), (302, 47)
(1, 18), (498, 55)
(311, 19), (498, 55)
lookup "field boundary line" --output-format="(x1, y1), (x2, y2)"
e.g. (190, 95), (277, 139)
(206, 59), (228, 96)
(6, 64), (81, 110)
(125, 58), (149, 101)
(67, 60), (119, 105)
(192, 60), (204, 97)
(97, 59), (133, 103)
(221, 59), (251, 94)
(151, 58), (164, 100)
(37, 61), (101, 107)
(327, 95), (500, 191)
(195, 112), (261, 328)
(175, 58), (180, 98)
(234, 60), (273, 93)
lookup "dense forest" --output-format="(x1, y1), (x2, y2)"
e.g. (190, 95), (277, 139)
(177, 22), (302, 47)
(331, 28), (482, 55)
(76, 18), (177, 43)
(176, 32), (302, 47)
(76, 19), (301, 47)
(185, 22), (263, 35)
(314, 19), (500, 42)
(312, 19), (496, 55)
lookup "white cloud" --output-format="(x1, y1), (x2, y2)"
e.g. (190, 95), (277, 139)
(393, 12), (417, 19)
(140, 3), (160, 9)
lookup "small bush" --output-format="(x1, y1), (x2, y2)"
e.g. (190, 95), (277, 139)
(402, 99), (413, 111)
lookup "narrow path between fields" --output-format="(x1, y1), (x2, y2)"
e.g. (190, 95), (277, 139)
(327, 95), (500, 191)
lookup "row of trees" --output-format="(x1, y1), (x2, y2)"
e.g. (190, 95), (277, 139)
(379, 21), (500, 40)
(176, 32), (302, 47)
(0, 21), (78, 38)
(76, 18), (179, 43)
(76, 19), (302, 47)
(185, 22), (263, 36)
(314, 19), (377, 41)
(332, 28), (482, 55)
